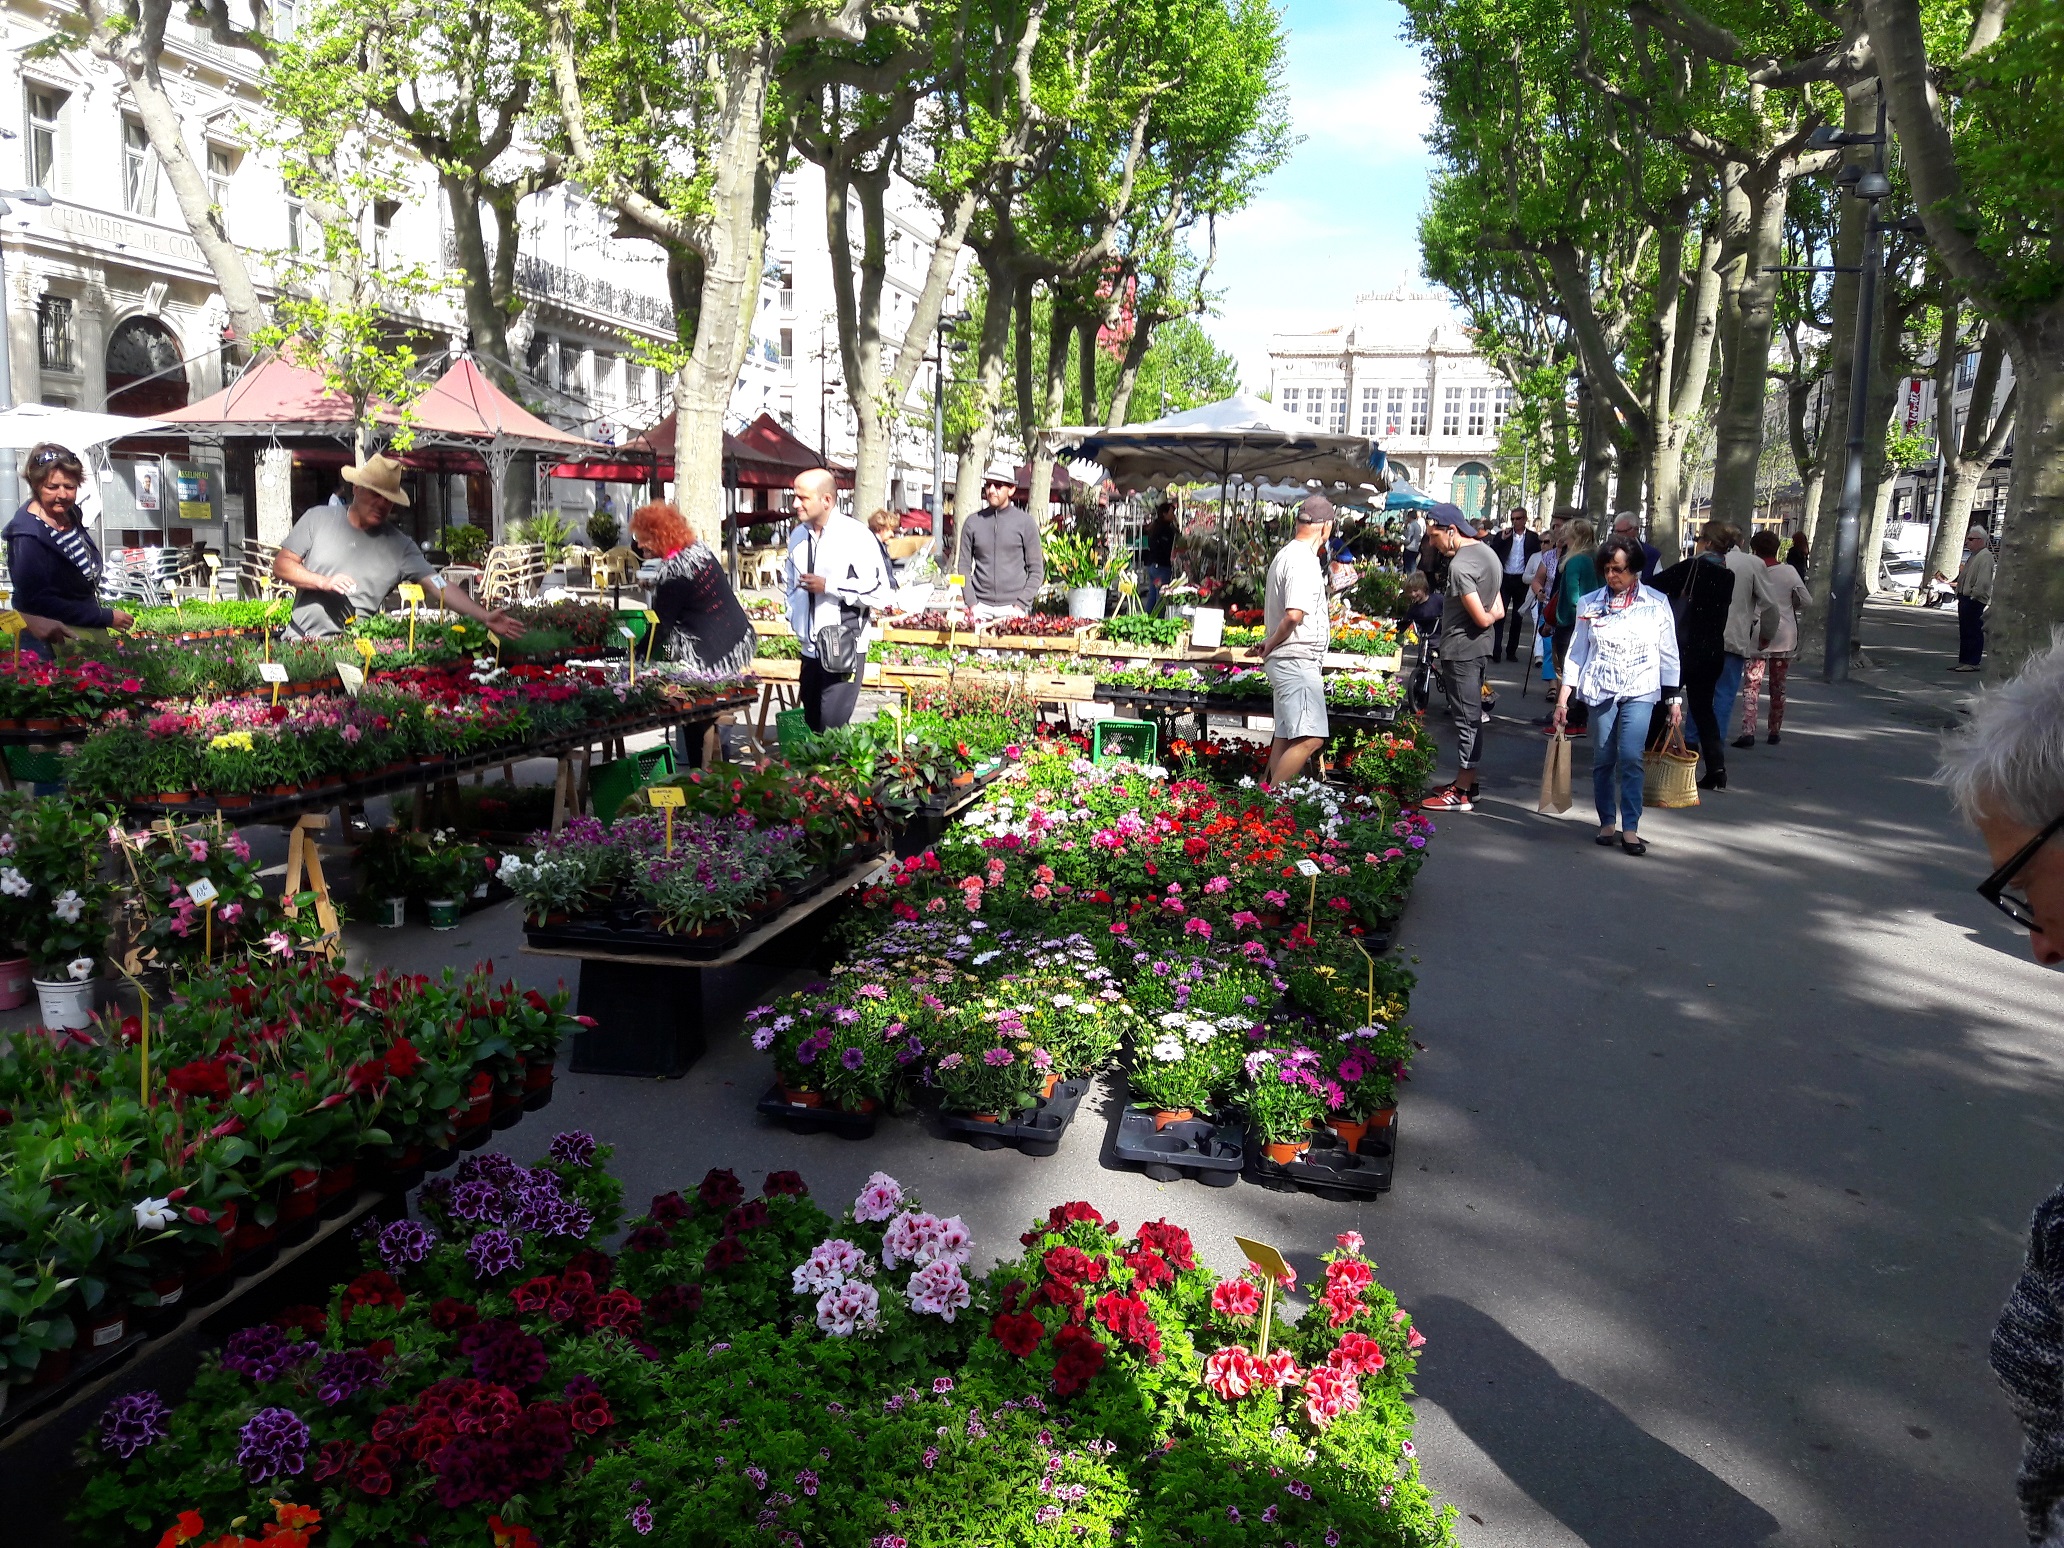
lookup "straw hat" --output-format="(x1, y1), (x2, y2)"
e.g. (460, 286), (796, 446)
(341, 453), (411, 507)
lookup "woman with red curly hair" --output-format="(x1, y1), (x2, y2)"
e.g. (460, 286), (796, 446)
(627, 501), (752, 678)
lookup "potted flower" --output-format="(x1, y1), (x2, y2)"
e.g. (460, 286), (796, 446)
(1239, 1046), (1329, 1164)
(352, 825), (420, 927)
(932, 1034), (1044, 1123)
(11, 797), (114, 1029)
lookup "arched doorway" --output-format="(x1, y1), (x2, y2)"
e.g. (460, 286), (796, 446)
(105, 316), (190, 417)
(1450, 461), (1490, 523)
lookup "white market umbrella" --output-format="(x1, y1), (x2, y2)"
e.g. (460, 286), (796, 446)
(0, 402), (169, 451)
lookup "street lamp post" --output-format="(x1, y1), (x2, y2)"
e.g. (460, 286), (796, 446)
(930, 310), (966, 566)
(0, 185), (55, 496)
(1811, 97), (1893, 683)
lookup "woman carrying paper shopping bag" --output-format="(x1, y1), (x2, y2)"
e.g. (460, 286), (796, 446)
(1550, 533), (1683, 856)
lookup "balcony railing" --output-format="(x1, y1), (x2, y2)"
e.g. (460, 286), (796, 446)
(440, 233), (674, 332)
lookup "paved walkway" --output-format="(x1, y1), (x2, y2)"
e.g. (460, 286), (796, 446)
(349, 600), (2051, 1548)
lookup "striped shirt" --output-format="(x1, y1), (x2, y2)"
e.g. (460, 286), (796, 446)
(48, 521), (99, 584)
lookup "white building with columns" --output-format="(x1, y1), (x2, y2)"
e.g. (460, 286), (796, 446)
(1268, 285), (1513, 523)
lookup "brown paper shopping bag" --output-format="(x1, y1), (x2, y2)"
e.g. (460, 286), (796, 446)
(1538, 731), (1573, 814)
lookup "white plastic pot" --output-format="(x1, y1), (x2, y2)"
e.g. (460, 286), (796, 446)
(1067, 586), (1108, 620)
(34, 975), (96, 1030)
(375, 896), (407, 928)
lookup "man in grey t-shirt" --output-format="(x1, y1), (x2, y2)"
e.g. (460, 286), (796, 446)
(1420, 503), (1505, 813)
(274, 455), (522, 641)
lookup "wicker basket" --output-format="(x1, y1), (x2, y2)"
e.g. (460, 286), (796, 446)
(1643, 726), (1701, 808)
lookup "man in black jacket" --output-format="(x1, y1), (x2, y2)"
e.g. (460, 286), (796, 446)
(1484, 508), (1541, 662)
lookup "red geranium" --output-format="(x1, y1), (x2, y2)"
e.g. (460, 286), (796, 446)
(990, 1310), (1045, 1359)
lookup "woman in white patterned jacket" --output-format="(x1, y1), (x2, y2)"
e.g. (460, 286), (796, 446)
(1550, 533), (1683, 857)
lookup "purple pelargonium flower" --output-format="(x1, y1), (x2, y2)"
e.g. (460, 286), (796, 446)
(235, 1405), (311, 1482)
(377, 1218), (438, 1274)
(450, 1179), (504, 1223)
(99, 1389), (171, 1457)
(841, 1047), (866, 1071)
(315, 1348), (387, 1406)
(466, 1228), (524, 1281)
(221, 1324), (318, 1385)
(549, 1129), (599, 1167)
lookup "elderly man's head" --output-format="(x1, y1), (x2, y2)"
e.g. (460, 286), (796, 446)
(1613, 513), (1642, 540)
(1967, 525), (1992, 554)
(1941, 636), (2064, 966)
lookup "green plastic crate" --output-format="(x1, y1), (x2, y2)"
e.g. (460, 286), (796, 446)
(775, 708), (817, 757)
(4, 746), (66, 786)
(589, 745), (677, 824)
(1092, 718), (1156, 765)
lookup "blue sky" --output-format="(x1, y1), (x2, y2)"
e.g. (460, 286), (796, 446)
(1205, 0), (1438, 389)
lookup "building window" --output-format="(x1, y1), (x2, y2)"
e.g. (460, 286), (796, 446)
(286, 199), (306, 253)
(272, 0), (299, 38)
(1327, 386), (1348, 434)
(206, 145), (234, 210)
(1359, 385), (1382, 437)
(1466, 385), (1488, 438)
(122, 120), (158, 216)
(778, 263), (793, 313)
(1956, 351), (1979, 391)
(1279, 386), (1300, 420)
(1494, 385), (1515, 430)
(26, 88), (62, 191)
(779, 327), (793, 364)
(1441, 386), (1463, 437)
(1410, 387), (1429, 437)
(1383, 387), (1405, 437)
(37, 295), (73, 373)
(373, 199), (398, 268)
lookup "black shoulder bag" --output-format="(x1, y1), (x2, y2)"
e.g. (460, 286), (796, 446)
(803, 530), (868, 675)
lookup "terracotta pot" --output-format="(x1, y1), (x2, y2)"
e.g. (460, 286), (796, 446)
(779, 1086), (823, 1109)
(0, 717), (21, 730)
(24, 717), (60, 732)
(158, 791), (193, 805)
(523, 1060), (556, 1092)
(1329, 1117), (1369, 1149)
(951, 771), (976, 788)
(1256, 911), (1284, 928)
(1365, 1105), (1398, 1131)
(843, 1096), (880, 1115)
(1262, 1138), (1310, 1166)
(271, 783), (296, 797)
(217, 793), (253, 809)
(969, 1112), (1004, 1125)
(1152, 1107), (1195, 1131)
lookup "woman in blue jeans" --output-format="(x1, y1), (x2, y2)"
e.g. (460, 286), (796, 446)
(1550, 533), (1683, 856)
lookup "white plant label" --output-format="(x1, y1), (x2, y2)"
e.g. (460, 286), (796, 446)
(185, 878), (219, 906)
(1295, 858), (1322, 878)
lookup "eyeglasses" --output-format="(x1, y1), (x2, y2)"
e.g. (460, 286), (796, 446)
(1978, 811), (2064, 931)
(1602, 562), (1632, 574)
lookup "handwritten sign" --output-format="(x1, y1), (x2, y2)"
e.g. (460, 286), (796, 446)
(335, 661), (366, 697)
(257, 662), (289, 684)
(645, 785), (686, 808)
(184, 878), (219, 906)
(397, 583), (425, 604)
(1295, 858), (1321, 878)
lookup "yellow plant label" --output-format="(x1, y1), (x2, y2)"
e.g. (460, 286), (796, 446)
(0, 610), (24, 637)
(398, 583), (425, 604)
(646, 786), (686, 808)
(1233, 1236), (1292, 1283)
(354, 638), (377, 664)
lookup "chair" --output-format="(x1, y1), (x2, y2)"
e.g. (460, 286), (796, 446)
(237, 541), (282, 599)
(478, 543), (547, 606)
(592, 546), (638, 589)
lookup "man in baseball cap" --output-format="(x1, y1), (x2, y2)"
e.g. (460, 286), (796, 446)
(1251, 494), (1337, 785)
(1419, 501), (1504, 811)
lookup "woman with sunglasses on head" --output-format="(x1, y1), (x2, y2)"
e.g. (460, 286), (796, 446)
(3, 442), (131, 652)
(1550, 533), (1682, 856)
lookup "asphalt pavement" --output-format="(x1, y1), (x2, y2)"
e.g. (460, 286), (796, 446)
(345, 599), (2055, 1548)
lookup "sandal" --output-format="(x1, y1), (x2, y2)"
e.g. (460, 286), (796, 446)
(1620, 836), (1649, 857)
(1594, 831), (1620, 846)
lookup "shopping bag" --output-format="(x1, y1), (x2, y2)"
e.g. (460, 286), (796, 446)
(1538, 732), (1573, 813)
(1643, 724), (1701, 808)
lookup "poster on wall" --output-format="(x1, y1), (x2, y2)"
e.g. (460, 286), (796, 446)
(135, 464), (160, 512)
(174, 467), (212, 524)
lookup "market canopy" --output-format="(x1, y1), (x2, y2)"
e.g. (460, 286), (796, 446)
(157, 356), (361, 436)
(1383, 474), (1435, 511)
(407, 356), (597, 457)
(546, 411), (854, 490)
(1041, 392), (1386, 493)
(0, 403), (171, 451)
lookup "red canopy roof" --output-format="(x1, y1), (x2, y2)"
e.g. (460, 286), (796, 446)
(157, 356), (362, 432)
(549, 411), (853, 488)
(408, 356), (595, 451)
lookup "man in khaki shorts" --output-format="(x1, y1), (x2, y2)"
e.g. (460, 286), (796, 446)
(1253, 495), (1335, 786)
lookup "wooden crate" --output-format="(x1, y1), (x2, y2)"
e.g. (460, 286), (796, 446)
(882, 626), (981, 648)
(1323, 650), (1402, 674)
(751, 617), (794, 637)
(1081, 627), (1189, 660)
(973, 626), (1089, 654)
(1022, 672), (1097, 702)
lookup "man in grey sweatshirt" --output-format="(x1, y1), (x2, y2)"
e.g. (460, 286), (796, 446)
(956, 475), (1046, 613)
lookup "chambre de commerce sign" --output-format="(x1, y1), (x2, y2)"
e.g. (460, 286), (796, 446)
(48, 203), (206, 269)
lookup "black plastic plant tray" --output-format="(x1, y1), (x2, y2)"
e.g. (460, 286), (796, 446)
(756, 1084), (881, 1140)
(940, 1077), (1088, 1157)
(1244, 1119), (1398, 1199)
(1112, 1107), (1244, 1187)
(525, 914), (743, 960)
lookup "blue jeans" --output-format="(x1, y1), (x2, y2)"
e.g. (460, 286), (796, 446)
(1590, 696), (1654, 833)
(1701, 654), (1745, 746)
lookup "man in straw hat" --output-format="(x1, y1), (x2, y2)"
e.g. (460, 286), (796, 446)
(273, 453), (522, 640)
(1251, 493), (1337, 787)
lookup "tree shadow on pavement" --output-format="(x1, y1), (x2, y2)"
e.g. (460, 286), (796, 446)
(1413, 1296), (1782, 1548)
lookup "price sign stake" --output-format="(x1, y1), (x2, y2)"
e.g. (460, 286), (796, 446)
(618, 625), (637, 684)
(258, 660), (289, 707)
(187, 878), (220, 959)
(1297, 856), (1321, 930)
(114, 960), (154, 1106)
(642, 609), (660, 664)
(1233, 1235), (1293, 1355)
(399, 582), (425, 652)
(648, 782), (684, 853)
(0, 609), (23, 669)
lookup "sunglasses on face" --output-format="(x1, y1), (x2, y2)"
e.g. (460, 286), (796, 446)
(1603, 561), (1632, 574)
(1979, 811), (2064, 932)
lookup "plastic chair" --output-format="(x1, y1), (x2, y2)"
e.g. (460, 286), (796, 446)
(1092, 718), (1157, 764)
